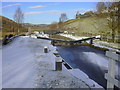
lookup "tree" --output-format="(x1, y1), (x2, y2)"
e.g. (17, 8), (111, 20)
(106, 2), (119, 42)
(59, 13), (68, 22)
(13, 7), (24, 34)
(95, 2), (119, 43)
(96, 2), (106, 13)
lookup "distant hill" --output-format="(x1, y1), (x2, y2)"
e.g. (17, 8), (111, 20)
(23, 23), (48, 27)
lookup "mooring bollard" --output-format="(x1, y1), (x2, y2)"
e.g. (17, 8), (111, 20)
(44, 46), (48, 53)
(90, 39), (93, 44)
(55, 57), (62, 71)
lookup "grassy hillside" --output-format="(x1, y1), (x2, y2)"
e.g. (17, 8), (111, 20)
(62, 17), (109, 35)
(1, 16), (27, 38)
(2, 16), (17, 32)
(61, 16), (119, 43)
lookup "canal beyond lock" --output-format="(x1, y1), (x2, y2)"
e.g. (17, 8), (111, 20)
(57, 46), (120, 89)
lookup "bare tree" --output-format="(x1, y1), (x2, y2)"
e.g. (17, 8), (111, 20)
(106, 2), (119, 42)
(95, 2), (119, 43)
(96, 2), (106, 13)
(59, 13), (68, 22)
(14, 7), (24, 34)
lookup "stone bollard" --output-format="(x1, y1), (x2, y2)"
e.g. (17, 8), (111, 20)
(90, 39), (93, 44)
(55, 57), (62, 71)
(44, 46), (48, 53)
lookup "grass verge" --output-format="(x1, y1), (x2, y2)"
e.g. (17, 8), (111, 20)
(49, 34), (73, 40)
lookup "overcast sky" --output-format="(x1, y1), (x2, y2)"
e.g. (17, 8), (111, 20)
(2, 2), (98, 24)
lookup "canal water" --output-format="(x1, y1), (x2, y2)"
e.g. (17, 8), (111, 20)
(57, 46), (120, 89)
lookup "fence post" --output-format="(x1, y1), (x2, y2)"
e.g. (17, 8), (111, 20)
(105, 51), (120, 90)
(107, 58), (115, 89)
